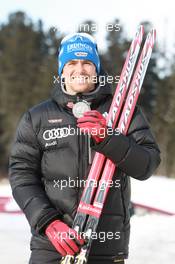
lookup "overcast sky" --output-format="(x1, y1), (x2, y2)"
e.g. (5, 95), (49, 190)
(1, 0), (175, 57)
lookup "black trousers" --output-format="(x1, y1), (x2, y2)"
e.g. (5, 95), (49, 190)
(29, 250), (125, 264)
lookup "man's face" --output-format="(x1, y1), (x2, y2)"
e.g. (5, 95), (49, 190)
(62, 60), (97, 95)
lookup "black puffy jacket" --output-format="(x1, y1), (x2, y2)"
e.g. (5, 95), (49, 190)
(9, 79), (160, 261)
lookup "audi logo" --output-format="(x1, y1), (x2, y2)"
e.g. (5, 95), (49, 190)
(43, 128), (70, 141)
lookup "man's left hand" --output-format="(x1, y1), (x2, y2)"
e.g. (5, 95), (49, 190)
(77, 110), (107, 143)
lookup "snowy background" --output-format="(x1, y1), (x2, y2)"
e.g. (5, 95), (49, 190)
(0, 176), (175, 264)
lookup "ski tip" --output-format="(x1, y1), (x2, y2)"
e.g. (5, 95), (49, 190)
(135, 25), (144, 44)
(152, 28), (156, 41)
(145, 29), (156, 49)
(139, 24), (144, 35)
(150, 29), (156, 48)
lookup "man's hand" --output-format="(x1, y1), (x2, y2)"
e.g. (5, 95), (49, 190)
(45, 220), (84, 256)
(77, 110), (107, 143)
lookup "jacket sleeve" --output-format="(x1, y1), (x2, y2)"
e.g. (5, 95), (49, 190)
(9, 111), (62, 233)
(91, 107), (161, 180)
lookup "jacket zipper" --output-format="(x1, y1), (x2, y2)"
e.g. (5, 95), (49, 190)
(76, 94), (91, 202)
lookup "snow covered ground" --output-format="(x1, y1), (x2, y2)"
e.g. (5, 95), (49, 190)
(0, 176), (175, 264)
(127, 214), (175, 264)
(131, 175), (175, 215)
(0, 213), (31, 264)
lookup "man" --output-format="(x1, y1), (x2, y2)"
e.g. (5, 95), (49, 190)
(9, 33), (161, 264)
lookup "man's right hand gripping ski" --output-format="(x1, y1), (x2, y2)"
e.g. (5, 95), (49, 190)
(45, 220), (85, 256)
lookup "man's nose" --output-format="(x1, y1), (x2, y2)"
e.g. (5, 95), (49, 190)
(75, 61), (85, 73)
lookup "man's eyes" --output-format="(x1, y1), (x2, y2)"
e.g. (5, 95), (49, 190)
(84, 61), (92, 65)
(67, 61), (92, 66)
(67, 62), (76, 66)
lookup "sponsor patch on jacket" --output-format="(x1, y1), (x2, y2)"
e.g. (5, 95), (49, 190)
(43, 127), (70, 141)
(48, 119), (62, 123)
(45, 141), (57, 148)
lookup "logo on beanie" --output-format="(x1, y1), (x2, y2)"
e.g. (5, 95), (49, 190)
(67, 43), (93, 53)
(75, 52), (88, 57)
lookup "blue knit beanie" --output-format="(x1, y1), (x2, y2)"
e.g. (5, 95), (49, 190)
(58, 33), (100, 76)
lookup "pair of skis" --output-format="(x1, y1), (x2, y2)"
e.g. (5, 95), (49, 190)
(61, 25), (156, 264)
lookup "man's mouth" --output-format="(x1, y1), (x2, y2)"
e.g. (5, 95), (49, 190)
(71, 75), (89, 83)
